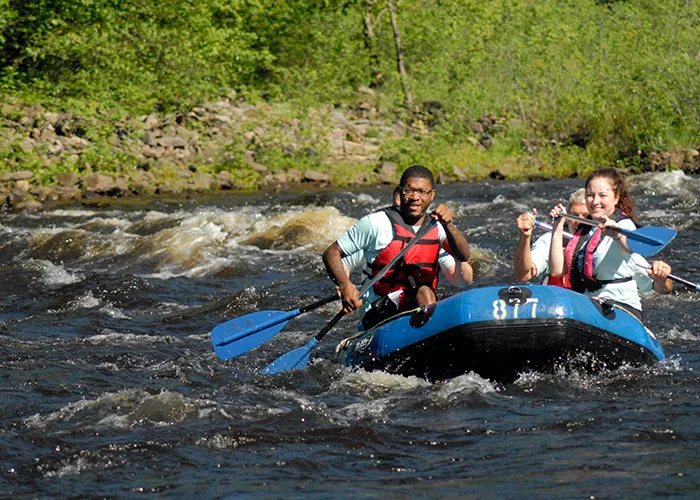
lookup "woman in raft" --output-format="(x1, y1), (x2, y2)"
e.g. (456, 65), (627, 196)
(548, 168), (673, 320)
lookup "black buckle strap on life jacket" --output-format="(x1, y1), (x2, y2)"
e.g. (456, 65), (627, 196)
(575, 275), (633, 293)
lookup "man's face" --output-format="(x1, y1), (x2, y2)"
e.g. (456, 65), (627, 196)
(399, 177), (435, 223)
(567, 202), (589, 233)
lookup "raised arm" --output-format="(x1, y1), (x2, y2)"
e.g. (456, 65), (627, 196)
(548, 204), (567, 277)
(514, 210), (538, 282)
(431, 203), (470, 262)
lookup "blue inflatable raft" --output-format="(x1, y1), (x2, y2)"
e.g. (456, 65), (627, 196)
(337, 285), (664, 382)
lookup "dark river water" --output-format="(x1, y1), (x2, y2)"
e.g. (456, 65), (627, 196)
(1, 172), (699, 497)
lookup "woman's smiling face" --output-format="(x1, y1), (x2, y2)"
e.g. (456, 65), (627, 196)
(586, 177), (619, 220)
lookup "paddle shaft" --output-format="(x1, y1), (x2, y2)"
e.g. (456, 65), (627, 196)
(358, 217), (437, 298)
(213, 294), (338, 347)
(533, 219), (699, 291)
(560, 213), (664, 245)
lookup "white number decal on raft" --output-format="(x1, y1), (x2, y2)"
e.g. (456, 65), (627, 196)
(492, 298), (539, 320)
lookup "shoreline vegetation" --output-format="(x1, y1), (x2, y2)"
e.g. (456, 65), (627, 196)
(1, 0), (699, 211)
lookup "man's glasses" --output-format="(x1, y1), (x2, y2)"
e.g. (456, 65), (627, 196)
(400, 186), (434, 198)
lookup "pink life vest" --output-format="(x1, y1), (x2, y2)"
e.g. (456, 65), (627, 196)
(563, 210), (633, 293)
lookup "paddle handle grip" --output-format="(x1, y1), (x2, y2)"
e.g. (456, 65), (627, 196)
(635, 264), (700, 291)
(533, 219), (574, 239)
(665, 274), (699, 291)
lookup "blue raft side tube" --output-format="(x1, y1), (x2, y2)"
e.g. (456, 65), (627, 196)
(343, 284), (664, 368)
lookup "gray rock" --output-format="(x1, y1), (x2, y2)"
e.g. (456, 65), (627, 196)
(452, 166), (468, 181)
(47, 143), (64, 156)
(83, 173), (117, 193)
(190, 173), (213, 191)
(303, 169), (331, 183)
(54, 172), (80, 187)
(1, 170), (34, 181)
(142, 131), (156, 146)
(156, 136), (188, 149)
(376, 161), (398, 184)
(343, 140), (379, 155)
(44, 112), (61, 126)
(52, 186), (82, 200)
(143, 113), (160, 130)
(19, 138), (35, 151)
(15, 200), (44, 212)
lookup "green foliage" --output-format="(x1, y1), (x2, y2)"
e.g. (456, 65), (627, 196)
(0, 0), (274, 111)
(1, 0), (698, 181)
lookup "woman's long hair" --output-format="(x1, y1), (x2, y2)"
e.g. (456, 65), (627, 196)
(585, 168), (639, 226)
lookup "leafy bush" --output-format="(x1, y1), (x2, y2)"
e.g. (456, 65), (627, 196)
(1, 0), (698, 179)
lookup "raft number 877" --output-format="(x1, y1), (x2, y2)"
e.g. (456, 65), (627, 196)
(492, 298), (539, 320)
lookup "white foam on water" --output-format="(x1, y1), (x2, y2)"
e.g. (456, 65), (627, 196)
(95, 414), (131, 429)
(45, 208), (99, 217)
(242, 206), (356, 252)
(434, 372), (498, 401)
(196, 433), (258, 450)
(333, 368), (432, 393)
(98, 305), (130, 319)
(337, 396), (397, 421)
(663, 325), (698, 341)
(25, 259), (84, 286)
(25, 389), (224, 432)
(632, 170), (699, 194)
(84, 330), (178, 345)
(79, 216), (132, 231)
(68, 291), (101, 310)
(353, 193), (381, 205)
(183, 256), (234, 278)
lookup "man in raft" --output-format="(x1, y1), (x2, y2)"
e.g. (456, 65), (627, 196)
(323, 165), (472, 331)
(342, 185), (473, 289)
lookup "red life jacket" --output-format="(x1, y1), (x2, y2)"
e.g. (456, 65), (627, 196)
(547, 238), (572, 288)
(369, 207), (441, 304)
(547, 274), (571, 289)
(563, 209), (633, 293)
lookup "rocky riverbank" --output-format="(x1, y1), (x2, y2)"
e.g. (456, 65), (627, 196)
(2, 93), (699, 212)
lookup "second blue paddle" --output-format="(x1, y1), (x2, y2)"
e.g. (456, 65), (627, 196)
(560, 213), (676, 257)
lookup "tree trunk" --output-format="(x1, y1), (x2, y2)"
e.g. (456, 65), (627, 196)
(362, 0), (383, 88)
(386, 0), (413, 112)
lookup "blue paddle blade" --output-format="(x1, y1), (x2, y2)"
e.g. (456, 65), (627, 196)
(211, 310), (297, 360)
(261, 338), (319, 375)
(624, 226), (677, 257)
